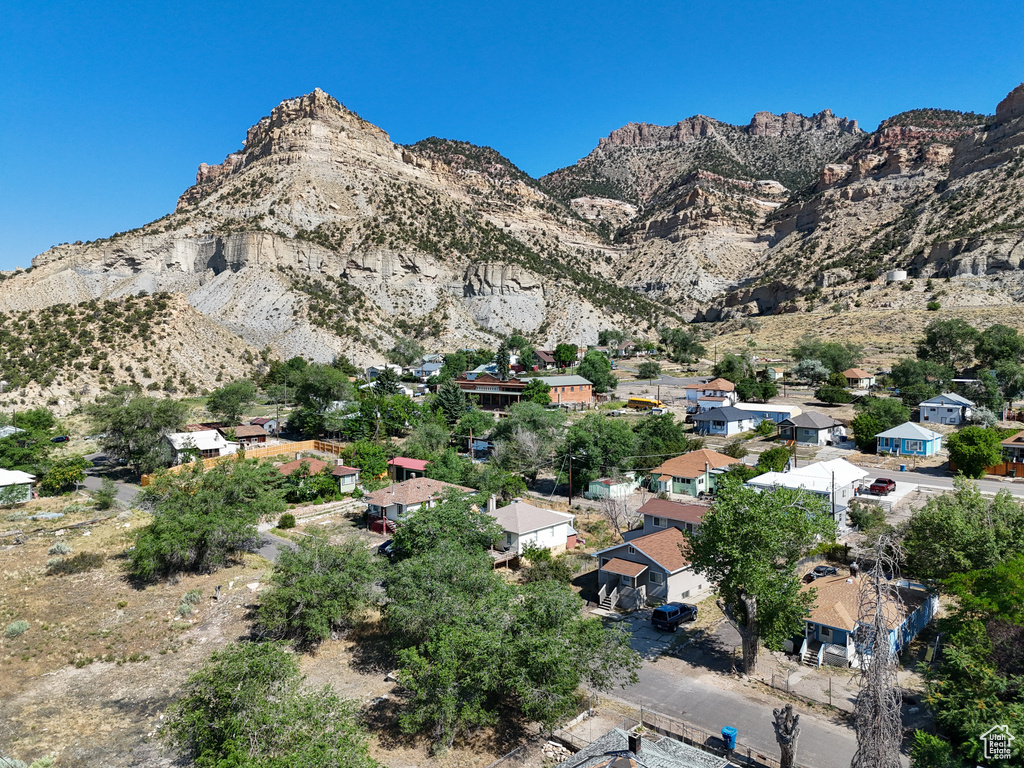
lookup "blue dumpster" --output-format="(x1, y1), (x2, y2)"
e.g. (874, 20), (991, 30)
(721, 726), (737, 750)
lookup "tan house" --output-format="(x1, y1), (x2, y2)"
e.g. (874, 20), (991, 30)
(650, 449), (740, 497)
(224, 424), (269, 446)
(594, 527), (707, 610)
(364, 478), (474, 524)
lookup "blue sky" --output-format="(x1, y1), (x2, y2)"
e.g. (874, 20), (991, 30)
(2, 0), (1023, 270)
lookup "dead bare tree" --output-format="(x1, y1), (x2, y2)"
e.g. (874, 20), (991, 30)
(850, 535), (904, 768)
(773, 702), (801, 768)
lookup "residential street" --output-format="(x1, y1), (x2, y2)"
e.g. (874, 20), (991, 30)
(610, 658), (863, 768)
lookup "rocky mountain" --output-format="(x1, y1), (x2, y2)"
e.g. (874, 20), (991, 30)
(3, 82), (1024, 409)
(703, 86), (1024, 320)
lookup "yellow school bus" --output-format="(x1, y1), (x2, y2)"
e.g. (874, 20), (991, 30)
(626, 397), (664, 410)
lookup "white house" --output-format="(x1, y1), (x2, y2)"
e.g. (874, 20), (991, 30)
(163, 430), (239, 465)
(746, 458), (868, 527)
(733, 402), (803, 424)
(843, 368), (876, 389)
(0, 426), (25, 440)
(919, 393), (974, 425)
(366, 363), (403, 381)
(488, 498), (576, 555)
(0, 468), (35, 504)
(778, 411), (846, 447)
(683, 377), (738, 414)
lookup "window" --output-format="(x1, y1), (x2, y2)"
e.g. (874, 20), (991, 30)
(906, 440), (923, 452)
(506, 533), (512, 546)
(649, 571), (664, 584)
(653, 516), (665, 528)
(628, 545), (636, 554)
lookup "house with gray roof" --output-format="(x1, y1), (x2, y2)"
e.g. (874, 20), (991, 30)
(778, 411), (845, 446)
(0, 468), (35, 505)
(557, 727), (728, 768)
(875, 422), (942, 457)
(919, 392), (974, 425)
(487, 498), (576, 554)
(689, 405), (755, 436)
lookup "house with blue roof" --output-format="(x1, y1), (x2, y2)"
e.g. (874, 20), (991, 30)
(875, 422), (942, 456)
(919, 392), (974, 425)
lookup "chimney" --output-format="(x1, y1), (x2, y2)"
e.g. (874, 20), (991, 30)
(487, 494), (497, 513)
(627, 732), (642, 754)
(336, 457), (344, 467)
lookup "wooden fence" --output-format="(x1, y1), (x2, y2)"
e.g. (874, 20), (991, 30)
(140, 440), (346, 486)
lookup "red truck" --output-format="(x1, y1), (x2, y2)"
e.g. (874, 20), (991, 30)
(869, 478), (896, 495)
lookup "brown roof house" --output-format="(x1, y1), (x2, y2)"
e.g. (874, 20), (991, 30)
(364, 477), (474, 526)
(799, 572), (937, 668)
(842, 368), (876, 389)
(593, 527), (707, 611)
(649, 449), (740, 498)
(636, 498), (711, 536)
(219, 424), (268, 446)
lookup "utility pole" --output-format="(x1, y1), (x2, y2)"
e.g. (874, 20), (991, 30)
(568, 453), (573, 507)
(469, 428), (474, 462)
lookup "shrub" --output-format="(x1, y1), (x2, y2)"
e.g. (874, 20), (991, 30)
(927, 301), (941, 311)
(754, 420), (774, 437)
(722, 440), (749, 459)
(46, 551), (105, 575)
(277, 512), (296, 529)
(93, 478), (118, 510)
(177, 603), (193, 617)
(48, 541), (72, 556)
(848, 501), (886, 532)
(182, 589), (203, 605)
(5, 620), (30, 638)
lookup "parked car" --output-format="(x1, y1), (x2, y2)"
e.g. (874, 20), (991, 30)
(869, 478), (896, 496)
(803, 565), (838, 583)
(377, 539), (394, 558)
(50, 435), (70, 443)
(651, 602), (698, 632)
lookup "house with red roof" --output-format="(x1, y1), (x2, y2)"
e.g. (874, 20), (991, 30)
(388, 456), (430, 482)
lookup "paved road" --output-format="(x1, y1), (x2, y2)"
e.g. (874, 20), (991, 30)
(82, 453), (142, 505)
(256, 530), (298, 561)
(611, 658), (860, 768)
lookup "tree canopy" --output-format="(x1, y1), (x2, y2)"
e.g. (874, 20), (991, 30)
(659, 327), (706, 363)
(257, 535), (382, 647)
(850, 397), (911, 452)
(577, 350), (616, 393)
(88, 386), (188, 474)
(636, 361), (661, 380)
(560, 413), (637, 489)
(130, 459), (285, 579)
(791, 336), (861, 374)
(553, 343), (577, 369)
(206, 379), (257, 425)
(161, 641), (380, 768)
(946, 427), (1004, 478)
(974, 323), (1024, 369)
(687, 480), (835, 674)
(916, 319), (979, 372)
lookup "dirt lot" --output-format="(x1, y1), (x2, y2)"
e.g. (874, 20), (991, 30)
(0, 496), (558, 768)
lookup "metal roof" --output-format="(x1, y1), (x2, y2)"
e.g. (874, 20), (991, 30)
(875, 422), (942, 441)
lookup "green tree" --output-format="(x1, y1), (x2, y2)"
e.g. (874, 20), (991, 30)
(791, 358), (829, 384)
(403, 421), (451, 458)
(755, 378), (778, 402)
(560, 414), (637, 490)
(495, 340), (511, 381)
(161, 641), (380, 768)
(659, 327), (706, 363)
(889, 358), (953, 400)
(0, 483), (30, 508)
(521, 378), (551, 405)
(756, 446), (791, 473)
(598, 329), (626, 346)
(815, 385), (853, 405)
(791, 336), (861, 373)
(975, 323), (1024, 368)
(578, 350), (616, 393)
(93, 478), (118, 510)
(435, 379), (468, 428)
(947, 427), (1004, 478)
(37, 455), (91, 496)
(916, 319), (979, 372)
(456, 407), (494, 443)
(387, 336), (425, 368)
(553, 343), (577, 369)
(472, 464), (529, 502)
(903, 477), (1024, 579)
(372, 366), (401, 396)
(993, 359), (1024, 405)
(390, 491), (502, 561)
(722, 439), (749, 459)
(851, 397), (911, 452)
(282, 462), (339, 503)
(342, 440), (388, 479)
(636, 361), (661, 380)
(687, 481), (835, 674)
(713, 353), (750, 383)
(205, 379), (257, 425)
(257, 535), (382, 647)
(437, 352), (468, 383)
(425, 448), (471, 485)
(88, 387), (188, 474)
(130, 460), (285, 579)
(330, 353), (361, 378)
(963, 369), (1004, 412)
(630, 413), (696, 472)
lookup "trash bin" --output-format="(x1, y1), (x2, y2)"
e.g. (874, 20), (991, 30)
(900, 464), (906, 472)
(721, 726), (737, 750)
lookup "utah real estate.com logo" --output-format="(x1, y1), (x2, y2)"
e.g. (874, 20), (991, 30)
(981, 724), (1015, 761)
